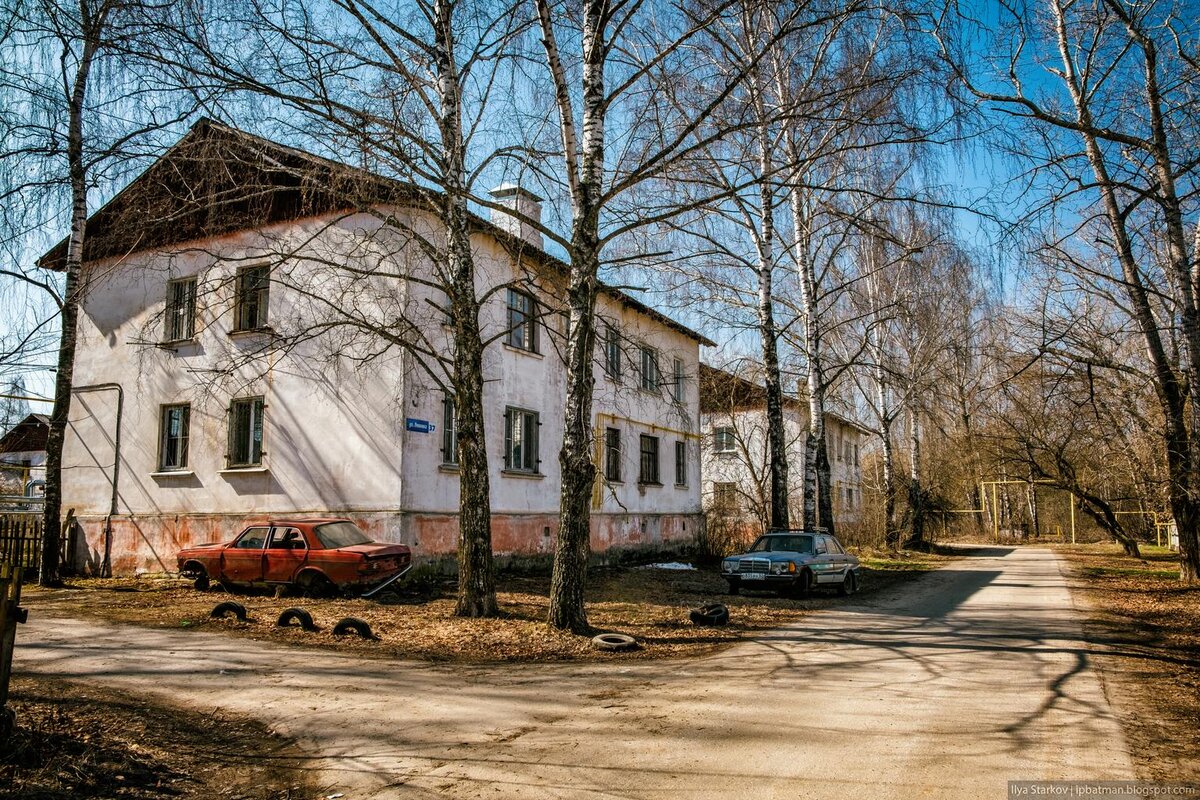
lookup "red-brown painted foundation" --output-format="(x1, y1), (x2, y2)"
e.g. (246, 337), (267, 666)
(68, 510), (704, 576)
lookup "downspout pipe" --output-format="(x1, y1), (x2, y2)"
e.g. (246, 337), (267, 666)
(70, 383), (123, 577)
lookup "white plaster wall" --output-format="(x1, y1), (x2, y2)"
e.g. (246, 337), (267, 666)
(64, 204), (706, 529)
(699, 405), (866, 523)
(398, 222), (703, 519)
(62, 212), (407, 520)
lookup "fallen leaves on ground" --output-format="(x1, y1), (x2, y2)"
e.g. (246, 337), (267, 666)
(23, 554), (947, 663)
(1, 676), (320, 800)
(1059, 544), (1200, 783)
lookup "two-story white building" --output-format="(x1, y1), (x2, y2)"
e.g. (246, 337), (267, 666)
(699, 364), (866, 534)
(43, 120), (712, 575)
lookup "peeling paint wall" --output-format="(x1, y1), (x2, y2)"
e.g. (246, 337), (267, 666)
(61, 207), (705, 575)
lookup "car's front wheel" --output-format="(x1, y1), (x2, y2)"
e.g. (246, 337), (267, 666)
(786, 569), (813, 599)
(193, 569), (210, 592)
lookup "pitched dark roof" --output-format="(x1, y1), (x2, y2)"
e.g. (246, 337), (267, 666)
(698, 364), (869, 433)
(0, 414), (49, 454)
(39, 119), (714, 347)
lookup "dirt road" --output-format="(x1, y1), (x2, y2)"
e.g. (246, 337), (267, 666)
(14, 546), (1133, 798)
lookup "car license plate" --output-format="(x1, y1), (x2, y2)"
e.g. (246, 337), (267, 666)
(742, 573), (765, 580)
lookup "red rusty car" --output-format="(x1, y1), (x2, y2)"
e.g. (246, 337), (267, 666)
(177, 518), (411, 597)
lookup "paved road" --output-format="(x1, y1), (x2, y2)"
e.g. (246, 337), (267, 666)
(15, 546), (1134, 798)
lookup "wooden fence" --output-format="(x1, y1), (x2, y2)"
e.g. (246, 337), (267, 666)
(0, 561), (26, 740)
(0, 514), (44, 571)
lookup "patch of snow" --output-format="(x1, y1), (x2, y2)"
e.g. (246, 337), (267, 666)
(637, 562), (696, 571)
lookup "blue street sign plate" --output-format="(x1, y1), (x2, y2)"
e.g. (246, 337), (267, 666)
(406, 418), (436, 434)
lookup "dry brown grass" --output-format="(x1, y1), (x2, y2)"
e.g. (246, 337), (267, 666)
(1059, 544), (1200, 782)
(23, 553), (949, 663)
(1, 676), (320, 800)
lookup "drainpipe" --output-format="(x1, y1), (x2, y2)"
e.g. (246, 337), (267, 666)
(70, 383), (123, 578)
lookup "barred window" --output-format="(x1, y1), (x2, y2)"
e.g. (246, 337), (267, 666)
(165, 278), (196, 341)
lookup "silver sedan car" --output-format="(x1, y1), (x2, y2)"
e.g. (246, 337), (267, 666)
(721, 531), (861, 597)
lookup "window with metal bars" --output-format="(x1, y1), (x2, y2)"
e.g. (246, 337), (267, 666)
(165, 278), (196, 341)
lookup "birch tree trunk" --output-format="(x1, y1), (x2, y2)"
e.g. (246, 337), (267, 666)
(434, 0), (496, 617)
(877, 367), (898, 547)
(753, 135), (789, 531)
(539, 0), (606, 633)
(906, 403), (923, 546)
(786, 194), (835, 535)
(41, 11), (105, 586)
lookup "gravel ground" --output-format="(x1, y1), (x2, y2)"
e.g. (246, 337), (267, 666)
(20, 550), (949, 663)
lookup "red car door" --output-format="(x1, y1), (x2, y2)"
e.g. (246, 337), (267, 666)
(263, 526), (308, 584)
(221, 526), (269, 584)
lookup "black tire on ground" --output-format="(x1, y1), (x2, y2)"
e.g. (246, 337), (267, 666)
(193, 570), (210, 592)
(210, 601), (248, 621)
(332, 617), (374, 639)
(839, 571), (857, 597)
(689, 603), (730, 627)
(591, 633), (637, 651)
(276, 607), (318, 631)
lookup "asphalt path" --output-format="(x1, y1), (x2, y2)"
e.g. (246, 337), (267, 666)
(14, 545), (1134, 798)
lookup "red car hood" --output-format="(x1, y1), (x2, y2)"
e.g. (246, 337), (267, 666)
(337, 543), (410, 558)
(178, 542), (226, 555)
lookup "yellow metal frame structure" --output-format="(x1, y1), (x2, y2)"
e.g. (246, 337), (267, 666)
(591, 413), (700, 510)
(943, 479), (1170, 545)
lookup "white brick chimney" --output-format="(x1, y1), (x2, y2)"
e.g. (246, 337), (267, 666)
(489, 183), (543, 250)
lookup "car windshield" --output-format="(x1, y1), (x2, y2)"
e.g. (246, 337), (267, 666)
(315, 522), (372, 549)
(748, 535), (814, 554)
